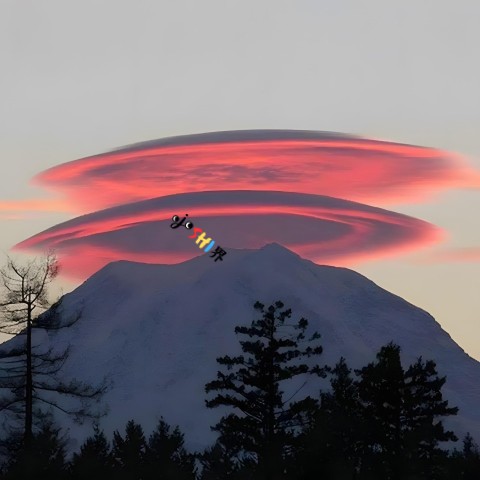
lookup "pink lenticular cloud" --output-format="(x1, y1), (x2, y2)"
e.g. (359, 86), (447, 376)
(33, 130), (480, 213)
(13, 129), (479, 277)
(14, 191), (443, 280)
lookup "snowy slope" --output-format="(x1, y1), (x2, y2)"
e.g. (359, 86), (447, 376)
(8, 244), (480, 452)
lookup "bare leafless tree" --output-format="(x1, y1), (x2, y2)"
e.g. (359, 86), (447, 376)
(0, 253), (106, 451)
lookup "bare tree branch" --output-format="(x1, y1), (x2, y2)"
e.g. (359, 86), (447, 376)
(0, 253), (107, 442)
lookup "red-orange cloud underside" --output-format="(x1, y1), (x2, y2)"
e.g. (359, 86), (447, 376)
(34, 130), (479, 213)
(15, 191), (443, 280)
(15, 130), (479, 277)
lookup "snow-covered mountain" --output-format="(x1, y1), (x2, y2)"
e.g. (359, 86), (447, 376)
(10, 244), (480, 452)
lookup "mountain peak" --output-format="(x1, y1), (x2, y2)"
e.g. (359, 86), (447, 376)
(35, 244), (480, 453)
(258, 242), (300, 255)
(251, 242), (304, 263)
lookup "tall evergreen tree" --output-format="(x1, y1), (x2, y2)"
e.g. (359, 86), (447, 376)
(112, 420), (147, 480)
(205, 300), (324, 480)
(356, 343), (405, 478)
(356, 342), (458, 480)
(4, 420), (68, 480)
(459, 433), (480, 480)
(296, 357), (365, 479)
(402, 356), (458, 477)
(144, 418), (196, 479)
(70, 424), (113, 480)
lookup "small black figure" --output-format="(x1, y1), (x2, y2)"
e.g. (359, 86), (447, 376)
(210, 245), (227, 262)
(171, 214), (193, 229)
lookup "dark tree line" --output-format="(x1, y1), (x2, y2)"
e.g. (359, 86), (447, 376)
(0, 413), (476, 480)
(0, 417), (196, 480)
(0, 297), (478, 479)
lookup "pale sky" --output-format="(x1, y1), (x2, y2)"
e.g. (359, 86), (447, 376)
(1, 1), (479, 358)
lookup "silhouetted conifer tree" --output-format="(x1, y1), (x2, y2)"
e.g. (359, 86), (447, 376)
(70, 424), (113, 479)
(456, 433), (480, 479)
(296, 357), (365, 479)
(3, 420), (67, 480)
(356, 343), (405, 478)
(144, 418), (196, 479)
(205, 300), (324, 480)
(199, 441), (257, 480)
(402, 356), (458, 477)
(112, 420), (147, 480)
(356, 342), (458, 480)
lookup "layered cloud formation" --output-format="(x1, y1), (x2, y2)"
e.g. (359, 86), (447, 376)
(34, 130), (479, 212)
(16, 191), (442, 279)
(14, 130), (479, 279)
